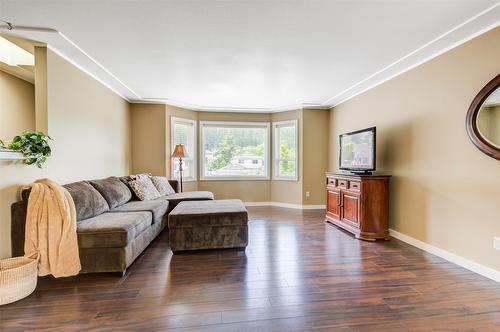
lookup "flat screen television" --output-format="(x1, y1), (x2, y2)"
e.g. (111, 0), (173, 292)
(339, 126), (376, 174)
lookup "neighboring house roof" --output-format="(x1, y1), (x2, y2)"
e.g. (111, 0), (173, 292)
(220, 164), (248, 171)
(232, 152), (263, 160)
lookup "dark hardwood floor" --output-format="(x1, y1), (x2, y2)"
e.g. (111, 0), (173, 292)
(2, 207), (500, 331)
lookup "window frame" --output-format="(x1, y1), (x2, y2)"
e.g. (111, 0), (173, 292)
(171, 116), (197, 181)
(200, 121), (271, 181)
(272, 119), (299, 181)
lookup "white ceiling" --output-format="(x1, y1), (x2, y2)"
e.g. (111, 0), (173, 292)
(1, 0), (499, 112)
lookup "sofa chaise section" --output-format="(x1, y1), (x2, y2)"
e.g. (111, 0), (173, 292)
(77, 211), (153, 273)
(11, 176), (214, 275)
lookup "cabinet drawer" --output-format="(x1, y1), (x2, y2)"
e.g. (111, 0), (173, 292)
(349, 181), (361, 191)
(337, 179), (347, 189)
(327, 178), (336, 186)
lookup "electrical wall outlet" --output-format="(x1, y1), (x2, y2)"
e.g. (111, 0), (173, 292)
(305, 191), (310, 198)
(494, 237), (500, 250)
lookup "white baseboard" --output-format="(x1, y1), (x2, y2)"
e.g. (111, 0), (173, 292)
(244, 202), (326, 210)
(389, 229), (500, 283)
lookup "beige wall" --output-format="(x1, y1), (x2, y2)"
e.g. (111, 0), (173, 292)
(0, 48), (131, 258)
(0, 70), (35, 140)
(329, 27), (500, 271)
(45, 49), (131, 181)
(303, 108), (329, 205)
(34, 47), (48, 133)
(131, 103), (167, 176)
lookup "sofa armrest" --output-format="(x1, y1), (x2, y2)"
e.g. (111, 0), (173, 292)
(168, 180), (180, 193)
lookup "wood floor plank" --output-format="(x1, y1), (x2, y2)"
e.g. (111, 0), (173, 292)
(1, 207), (500, 331)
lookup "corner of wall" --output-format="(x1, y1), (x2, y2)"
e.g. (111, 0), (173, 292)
(302, 108), (330, 205)
(130, 103), (167, 176)
(34, 46), (48, 134)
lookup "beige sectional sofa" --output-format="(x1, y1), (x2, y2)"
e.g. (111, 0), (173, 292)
(11, 176), (214, 275)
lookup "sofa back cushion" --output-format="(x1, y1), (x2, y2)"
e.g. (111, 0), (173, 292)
(89, 177), (132, 209)
(63, 181), (109, 221)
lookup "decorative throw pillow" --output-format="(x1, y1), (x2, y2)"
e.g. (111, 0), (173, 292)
(128, 177), (161, 201)
(150, 176), (176, 196)
(119, 173), (151, 200)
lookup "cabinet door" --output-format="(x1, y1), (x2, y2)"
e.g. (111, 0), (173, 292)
(326, 189), (341, 220)
(341, 191), (360, 227)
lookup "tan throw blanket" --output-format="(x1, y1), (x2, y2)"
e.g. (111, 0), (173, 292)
(24, 178), (81, 277)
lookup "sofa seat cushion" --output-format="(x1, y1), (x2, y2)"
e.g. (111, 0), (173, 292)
(111, 199), (169, 224)
(89, 177), (132, 209)
(77, 211), (152, 249)
(63, 181), (109, 221)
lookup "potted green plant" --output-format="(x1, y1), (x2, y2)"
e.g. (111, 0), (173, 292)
(0, 132), (52, 168)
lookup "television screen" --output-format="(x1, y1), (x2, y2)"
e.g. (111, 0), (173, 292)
(339, 127), (376, 171)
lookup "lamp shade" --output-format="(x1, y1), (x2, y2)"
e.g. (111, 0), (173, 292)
(171, 144), (189, 158)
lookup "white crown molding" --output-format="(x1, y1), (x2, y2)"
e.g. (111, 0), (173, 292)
(47, 45), (131, 102)
(245, 202), (326, 210)
(137, 98), (329, 113)
(323, 2), (500, 108)
(55, 31), (141, 99)
(2, 3), (499, 112)
(389, 229), (500, 283)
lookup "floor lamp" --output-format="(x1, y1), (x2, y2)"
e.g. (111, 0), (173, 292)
(171, 144), (188, 192)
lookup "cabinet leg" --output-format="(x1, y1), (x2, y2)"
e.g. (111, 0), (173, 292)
(355, 235), (376, 242)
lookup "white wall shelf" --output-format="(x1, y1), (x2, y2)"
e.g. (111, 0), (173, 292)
(0, 149), (25, 160)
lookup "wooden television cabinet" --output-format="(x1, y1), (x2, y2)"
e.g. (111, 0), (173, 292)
(325, 172), (391, 241)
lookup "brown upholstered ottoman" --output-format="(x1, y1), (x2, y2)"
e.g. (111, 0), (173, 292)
(168, 199), (248, 252)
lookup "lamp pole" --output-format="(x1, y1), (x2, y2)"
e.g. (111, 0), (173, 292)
(178, 157), (183, 193)
(171, 144), (187, 193)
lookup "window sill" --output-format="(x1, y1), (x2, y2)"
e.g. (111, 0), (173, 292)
(272, 177), (299, 182)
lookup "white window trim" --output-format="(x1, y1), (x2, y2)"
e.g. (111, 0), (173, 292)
(272, 119), (299, 181)
(171, 116), (197, 181)
(200, 121), (271, 181)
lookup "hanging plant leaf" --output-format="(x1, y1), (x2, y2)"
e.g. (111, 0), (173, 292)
(7, 131), (52, 168)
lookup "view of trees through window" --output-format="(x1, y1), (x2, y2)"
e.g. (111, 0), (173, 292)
(274, 121), (297, 179)
(202, 124), (268, 178)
